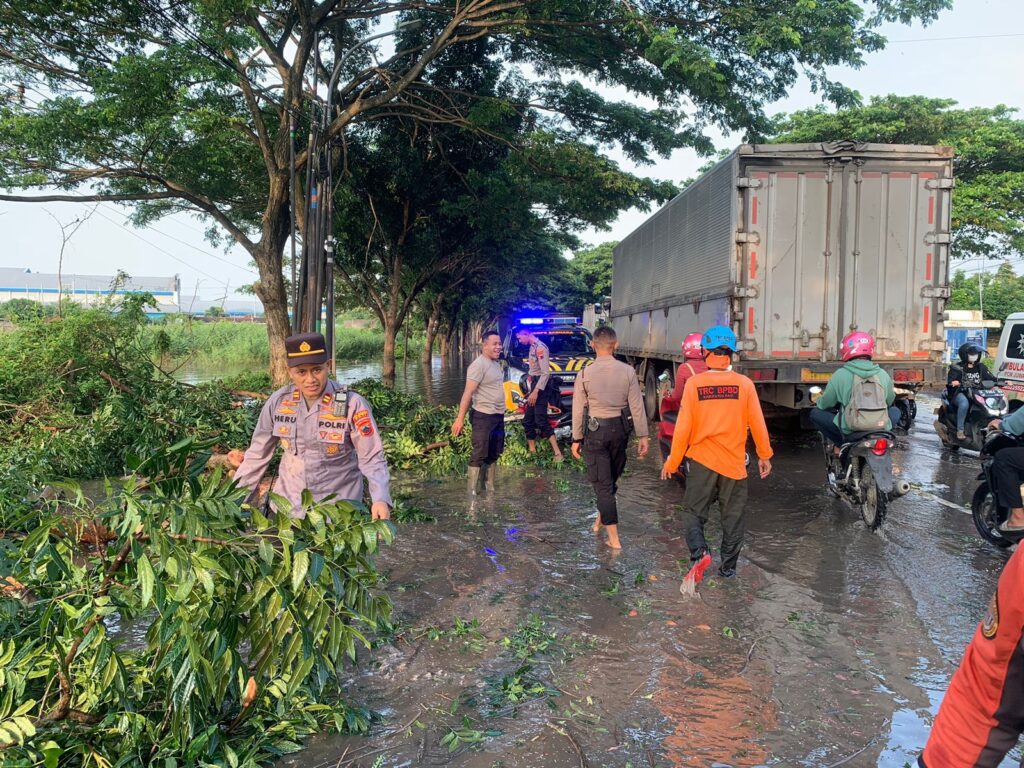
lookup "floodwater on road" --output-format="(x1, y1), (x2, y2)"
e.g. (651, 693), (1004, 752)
(278, 392), (1022, 768)
(179, 355), (468, 405)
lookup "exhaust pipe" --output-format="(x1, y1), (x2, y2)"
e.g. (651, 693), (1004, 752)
(894, 480), (911, 497)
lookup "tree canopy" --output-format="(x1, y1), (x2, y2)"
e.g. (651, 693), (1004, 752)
(565, 242), (615, 307)
(0, 0), (952, 380)
(768, 95), (1024, 261)
(948, 262), (1024, 322)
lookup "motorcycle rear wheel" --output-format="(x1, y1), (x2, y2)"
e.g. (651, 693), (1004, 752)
(859, 463), (887, 530)
(971, 482), (1014, 549)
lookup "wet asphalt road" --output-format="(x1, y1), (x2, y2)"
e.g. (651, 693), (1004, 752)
(278, 391), (1021, 768)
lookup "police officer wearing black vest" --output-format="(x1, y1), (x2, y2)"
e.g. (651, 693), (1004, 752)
(570, 325), (649, 549)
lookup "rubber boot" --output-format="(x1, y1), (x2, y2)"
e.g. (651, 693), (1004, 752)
(467, 466), (481, 496)
(482, 463), (495, 492)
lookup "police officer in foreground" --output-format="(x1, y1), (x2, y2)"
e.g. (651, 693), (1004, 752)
(452, 329), (507, 495)
(570, 325), (649, 550)
(233, 332), (392, 520)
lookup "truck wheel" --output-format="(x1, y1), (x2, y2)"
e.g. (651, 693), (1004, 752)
(644, 365), (659, 421)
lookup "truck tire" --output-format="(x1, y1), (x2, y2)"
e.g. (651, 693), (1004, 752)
(644, 365), (659, 421)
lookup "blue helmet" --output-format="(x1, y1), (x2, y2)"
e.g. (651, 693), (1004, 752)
(701, 325), (737, 353)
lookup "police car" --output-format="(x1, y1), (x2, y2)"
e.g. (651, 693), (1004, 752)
(501, 316), (595, 427)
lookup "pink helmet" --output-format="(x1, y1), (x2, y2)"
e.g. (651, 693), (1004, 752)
(840, 331), (875, 362)
(682, 332), (703, 360)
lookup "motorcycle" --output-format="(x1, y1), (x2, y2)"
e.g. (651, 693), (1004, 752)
(971, 428), (1021, 549)
(934, 379), (1007, 452)
(810, 388), (911, 530)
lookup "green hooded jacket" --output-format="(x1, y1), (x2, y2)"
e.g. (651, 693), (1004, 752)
(815, 359), (896, 434)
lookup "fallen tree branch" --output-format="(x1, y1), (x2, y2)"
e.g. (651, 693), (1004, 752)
(231, 389), (269, 401)
(99, 370), (131, 393)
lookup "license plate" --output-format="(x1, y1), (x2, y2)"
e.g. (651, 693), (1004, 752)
(801, 369), (833, 383)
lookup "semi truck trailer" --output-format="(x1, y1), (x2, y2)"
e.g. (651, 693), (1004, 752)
(611, 141), (954, 424)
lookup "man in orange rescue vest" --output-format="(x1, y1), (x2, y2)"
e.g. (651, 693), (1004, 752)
(919, 545), (1024, 766)
(661, 325), (773, 578)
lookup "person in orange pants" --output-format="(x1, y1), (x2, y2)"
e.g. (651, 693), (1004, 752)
(919, 545), (1024, 766)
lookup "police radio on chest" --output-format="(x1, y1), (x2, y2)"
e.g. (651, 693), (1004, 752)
(333, 386), (349, 418)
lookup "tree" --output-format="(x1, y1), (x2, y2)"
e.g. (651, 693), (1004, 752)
(331, 36), (673, 377)
(0, 299), (56, 323)
(768, 96), (1024, 260)
(948, 262), (1024, 322)
(566, 241), (616, 307)
(0, 1), (952, 382)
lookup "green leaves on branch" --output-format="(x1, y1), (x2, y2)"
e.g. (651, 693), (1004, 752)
(0, 438), (393, 765)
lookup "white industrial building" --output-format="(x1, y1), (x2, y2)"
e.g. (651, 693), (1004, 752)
(0, 268), (265, 318)
(0, 267), (180, 306)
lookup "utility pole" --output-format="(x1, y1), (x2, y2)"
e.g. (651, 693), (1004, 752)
(293, 20), (421, 374)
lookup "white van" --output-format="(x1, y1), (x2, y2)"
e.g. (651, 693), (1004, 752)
(994, 312), (1024, 399)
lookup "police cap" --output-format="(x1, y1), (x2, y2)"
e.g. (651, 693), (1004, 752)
(285, 332), (329, 368)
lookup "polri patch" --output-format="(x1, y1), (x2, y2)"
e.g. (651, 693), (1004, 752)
(326, 444), (339, 456)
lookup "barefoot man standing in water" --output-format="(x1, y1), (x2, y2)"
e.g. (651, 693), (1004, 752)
(571, 325), (648, 549)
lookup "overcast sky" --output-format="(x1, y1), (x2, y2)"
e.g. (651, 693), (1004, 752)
(1, 0), (1022, 301)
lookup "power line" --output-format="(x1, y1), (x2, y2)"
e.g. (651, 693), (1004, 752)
(888, 32), (1024, 43)
(91, 206), (230, 287)
(98, 203), (257, 276)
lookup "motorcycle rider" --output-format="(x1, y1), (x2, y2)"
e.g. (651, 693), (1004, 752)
(987, 405), (1024, 534)
(809, 331), (902, 455)
(948, 342), (993, 441)
(658, 332), (708, 480)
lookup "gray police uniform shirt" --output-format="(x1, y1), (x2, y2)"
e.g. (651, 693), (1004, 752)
(528, 339), (552, 391)
(233, 379), (392, 516)
(571, 355), (649, 441)
(467, 354), (506, 415)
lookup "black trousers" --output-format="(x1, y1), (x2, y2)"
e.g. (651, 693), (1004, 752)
(583, 420), (628, 525)
(470, 410), (505, 467)
(681, 461), (748, 572)
(523, 381), (554, 439)
(993, 446), (1024, 509)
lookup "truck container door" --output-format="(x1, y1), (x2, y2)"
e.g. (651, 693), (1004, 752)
(836, 164), (950, 360)
(740, 166), (839, 361)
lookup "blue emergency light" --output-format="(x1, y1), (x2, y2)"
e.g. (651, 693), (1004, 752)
(517, 316), (580, 326)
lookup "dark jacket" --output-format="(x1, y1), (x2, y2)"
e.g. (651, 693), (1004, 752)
(947, 343), (992, 391)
